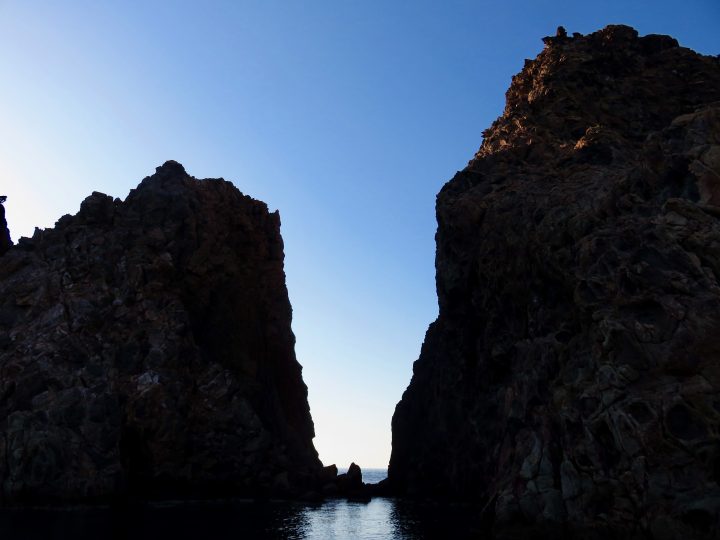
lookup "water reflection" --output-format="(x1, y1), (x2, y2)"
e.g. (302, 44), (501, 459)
(390, 499), (483, 539)
(0, 498), (482, 539)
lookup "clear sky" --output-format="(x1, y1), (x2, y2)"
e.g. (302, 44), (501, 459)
(1, 1), (718, 468)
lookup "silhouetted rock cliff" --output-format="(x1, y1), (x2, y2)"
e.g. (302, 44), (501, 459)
(390, 25), (720, 538)
(0, 161), (321, 503)
(0, 197), (11, 255)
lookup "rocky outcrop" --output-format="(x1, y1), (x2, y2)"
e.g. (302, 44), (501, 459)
(0, 161), (321, 503)
(312, 462), (374, 501)
(390, 26), (720, 538)
(0, 196), (11, 255)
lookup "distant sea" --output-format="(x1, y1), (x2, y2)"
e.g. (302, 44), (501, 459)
(0, 469), (482, 539)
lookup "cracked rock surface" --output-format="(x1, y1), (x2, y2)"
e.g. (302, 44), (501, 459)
(390, 25), (720, 538)
(0, 161), (320, 503)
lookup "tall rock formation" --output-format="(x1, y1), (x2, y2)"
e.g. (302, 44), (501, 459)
(0, 197), (11, 255)
(390, 26), (720, 538)
(0, 161), (320, 503)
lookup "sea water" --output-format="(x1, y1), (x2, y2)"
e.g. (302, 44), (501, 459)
(0, 470), (482, 539)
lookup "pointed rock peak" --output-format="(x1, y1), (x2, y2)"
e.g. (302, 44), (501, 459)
(596, 23), (639, 42)
(154, 160), (188, 178)
(134, 160), (194, 198)
(473, 24), (716, 162)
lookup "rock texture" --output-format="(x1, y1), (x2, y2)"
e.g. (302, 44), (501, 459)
(390, 26), (720, 538)
(0, 161), (321, 503)
(0, 197), (11, 256)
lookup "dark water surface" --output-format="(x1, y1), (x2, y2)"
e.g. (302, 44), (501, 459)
(0, 471), (483, 539)
(0, 498), (482, 540)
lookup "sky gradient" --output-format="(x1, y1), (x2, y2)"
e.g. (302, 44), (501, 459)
(1, 1), (719, 468)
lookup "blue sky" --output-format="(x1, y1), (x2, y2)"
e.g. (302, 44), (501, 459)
(1, 1), (718, 468)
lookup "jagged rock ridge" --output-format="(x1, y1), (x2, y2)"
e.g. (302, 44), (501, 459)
(390, 25), (720, 538)
(0, 161), (321, 502)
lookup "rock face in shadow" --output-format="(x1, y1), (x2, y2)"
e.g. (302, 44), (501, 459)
(390, 26), (720, 538)
(0, 197), (11, 255)
(0, 161), (321, 503)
